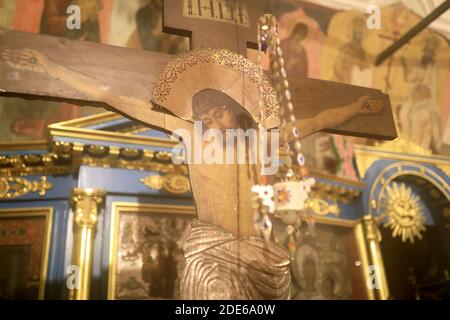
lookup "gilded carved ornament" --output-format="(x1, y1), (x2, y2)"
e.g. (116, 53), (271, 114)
(140, 174), (191, 195)
(381, 183), (425, 243)
(0, 176), (53, 199)
(71, 189), (106, 229)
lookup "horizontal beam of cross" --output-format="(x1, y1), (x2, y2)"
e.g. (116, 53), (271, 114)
(0, 28), (397, 141)
(0, 28), (172, 106)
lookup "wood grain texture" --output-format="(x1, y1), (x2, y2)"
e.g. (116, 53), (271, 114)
(289, 77), (397, 140)
(0, 28), (172, 106)
(163, 0), (263, 55)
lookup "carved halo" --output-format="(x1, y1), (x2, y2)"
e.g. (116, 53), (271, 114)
(152, 48), (280, 129)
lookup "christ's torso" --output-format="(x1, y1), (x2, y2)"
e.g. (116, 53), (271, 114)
(187, 143), (260, 237)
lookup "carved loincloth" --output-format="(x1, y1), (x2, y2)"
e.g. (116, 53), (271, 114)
(180, 220), (291, 300)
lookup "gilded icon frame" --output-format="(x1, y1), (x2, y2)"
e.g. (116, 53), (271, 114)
(108, 203), (374, 300)
(0, 207), (53, 300)
(108, 202), (196, 300)
(275, 216), (374, 300)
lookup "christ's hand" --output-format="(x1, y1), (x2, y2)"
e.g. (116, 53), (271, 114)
(293, 95), (385, 140)
(1, 48), (52, 74)
(2, 46), (186, 133)
(355, 95), (384, 115)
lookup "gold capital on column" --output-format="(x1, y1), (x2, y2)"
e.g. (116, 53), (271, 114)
(363, 214), (390, 300)
(69, 188), (105, 300)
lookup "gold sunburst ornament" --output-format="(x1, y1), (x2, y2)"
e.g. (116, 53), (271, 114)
(382, 183), (425, 243)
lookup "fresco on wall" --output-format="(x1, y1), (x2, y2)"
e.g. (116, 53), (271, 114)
(359, 3), (450, 155)
(0, 0), (112, 142)
(0, 0), (187, 142)
(277, 7), (325, 79)
(0, 0), (15, 28)
(299, 1), (449, 179)
(320, 3), (450, 160)
(128, 0), (188, 53)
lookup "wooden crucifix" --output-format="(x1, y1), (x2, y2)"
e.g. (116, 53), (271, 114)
(0, 0), (396, 300)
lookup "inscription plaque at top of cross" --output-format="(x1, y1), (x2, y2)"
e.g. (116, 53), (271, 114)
(164, 0), (263, 55)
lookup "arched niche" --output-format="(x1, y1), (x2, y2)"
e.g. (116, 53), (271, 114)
(360, 158), (450, 299)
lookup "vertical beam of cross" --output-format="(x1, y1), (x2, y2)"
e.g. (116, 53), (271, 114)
(163, 0), (266, 56)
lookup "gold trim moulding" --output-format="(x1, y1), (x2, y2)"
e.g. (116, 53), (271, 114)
(47, 111), (179, 151)
(49, 112), (121, 129)
(354, 222), (375, 300)
(0, 141), (188, 177)
(0, 207), (53, 300)
(308, 168), (366, 189)
(310, 181), (361, 204)
(111, 202), (196, 216)
(0, 165), (73, 177)
(437, 164), (450, 181)
(363, 214), (390, 300)
(313, 215), (359, 227)
(71, 188), (106, 201)
(81, 157), (188, 174)
(0, 140), (49, 152)
(355, 143), (450, 179)
(48, 125), (178, 149)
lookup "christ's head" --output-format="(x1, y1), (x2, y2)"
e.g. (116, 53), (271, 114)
(192, 89), (253, 131)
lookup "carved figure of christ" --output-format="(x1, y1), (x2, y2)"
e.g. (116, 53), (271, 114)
(2, 48), (384, 238)
(0, 0), (396, 296)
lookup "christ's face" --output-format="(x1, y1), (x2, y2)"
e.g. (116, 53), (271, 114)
(198, 105), (238, 130)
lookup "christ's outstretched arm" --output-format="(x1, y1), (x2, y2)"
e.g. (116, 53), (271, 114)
(0, 48), (190, 134)
(286, 95), (384, 141)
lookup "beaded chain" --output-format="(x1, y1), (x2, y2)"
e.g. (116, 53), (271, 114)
(252, 14), (316, 244)
(257, 14), (307, 177)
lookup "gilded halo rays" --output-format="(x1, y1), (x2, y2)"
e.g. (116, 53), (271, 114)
(382, 182), (426, 243)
